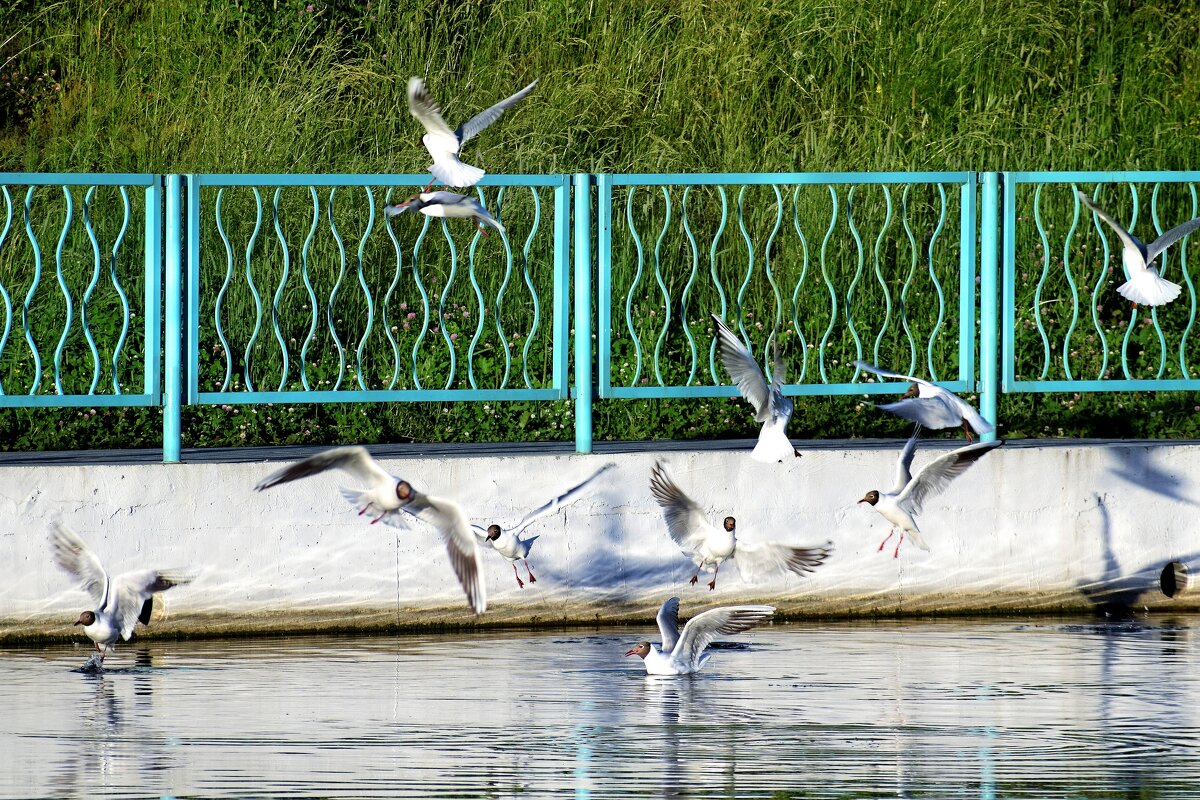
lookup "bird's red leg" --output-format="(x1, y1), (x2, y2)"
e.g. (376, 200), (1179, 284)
(878, 530), (894, 552)
(476, 220), (491, 238)
(708, 564), (719, 591)
(370, 511), (387, 524)
(512, 563), (525, 589)
(358, 505), (370, 516)
(962, 419), (973, 443)
(524, 559), (537, 584)
(689, 570), (699, 586)
(423, 181), (433, 192)
(893, 533), (905, 559)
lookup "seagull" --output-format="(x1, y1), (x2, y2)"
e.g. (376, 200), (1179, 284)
(384, 191), (505, 237)
(624, 596), (775, 675)
(649, 461), (832, 590)
(254, 446), (486, 615)
(407, 76), (538, 189)
(854, 360), (993, 442)
(475, 462), (616, 588)
(49, 522), (192, 662)
(858, 427), (1002, 557)
(711, 314), (799, 463)
(1075, 188), (1200, 307)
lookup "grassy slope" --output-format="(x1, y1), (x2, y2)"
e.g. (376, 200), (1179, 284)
(1, 0), (1199, 449)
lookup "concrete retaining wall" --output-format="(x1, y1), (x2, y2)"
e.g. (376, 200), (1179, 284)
(3, 439), (1198, 642)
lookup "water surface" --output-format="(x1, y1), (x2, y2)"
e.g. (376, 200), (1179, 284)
(2, 615), (1198, 798)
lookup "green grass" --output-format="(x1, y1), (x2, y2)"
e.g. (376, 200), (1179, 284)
(2, 0), (1200, 450)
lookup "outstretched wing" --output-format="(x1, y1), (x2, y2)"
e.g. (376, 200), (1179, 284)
(891, 426), (922, 494)
(1145, 216), (1200, 265)
(853, 359), (930, 387)
(712, 314), (771, 421)
(254, 446), (392, 492)
(656, 597), (681, 654)
(671, 605), (776, 670)
(407, 77), (461, 155)
(733, 540), (833, 582)
(402, 491), (487, 615)
(49, 522), (109, 606)
(898, 439), (1003, 515)
(1076, 190), (1148, 268)
(648, 461), (713, 554)
(509, 462), (616, 535)
(111, 569), (192, 640)
(456, 79), (539, 146)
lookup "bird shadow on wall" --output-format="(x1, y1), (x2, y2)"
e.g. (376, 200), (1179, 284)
(1105, 446), (1200, 508)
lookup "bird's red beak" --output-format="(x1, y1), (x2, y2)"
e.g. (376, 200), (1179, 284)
(624, 648), (638, 657)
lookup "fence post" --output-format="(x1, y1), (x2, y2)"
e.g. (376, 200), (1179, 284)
(978, 172), (1000, 442)
(163, 175), (183, 463)
(573, 173), (593, 454)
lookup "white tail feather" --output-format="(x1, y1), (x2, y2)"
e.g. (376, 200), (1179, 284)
(1117, 272), (1182, 306)
(429, 160), (485, 189)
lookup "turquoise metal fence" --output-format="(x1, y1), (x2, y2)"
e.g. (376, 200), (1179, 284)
(1001, 171), (1200, 393)
(0, 173), (162, 409)
(595, 172), (981, 408)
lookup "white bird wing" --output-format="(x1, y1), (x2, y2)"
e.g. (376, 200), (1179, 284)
(1075, 190), (1149, 270)
(401, 490), (487, 615)
(110, 568), (192, 640)
(254, 446), (393, 492)
(712, 314), (772, 422)
(49, 522), (109, 606)
(648, 461), (713, 554)
(1145, 216), (1200, 265)
(509, 462), (616, 536)
(733, 540), (833, 582)
(670, 605), (776, 670)
(897, 439), (1003, 515)
(853, 359), (932, 387)
(891, 426), (921, 494)
(656, 596), (681, 654)
(456, 79), (538, 146)
(407, 77), (461, 155)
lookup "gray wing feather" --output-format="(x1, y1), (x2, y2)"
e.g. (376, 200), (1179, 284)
(402, 491), (487, 615)
(1076, 190), (1147, 262)
(406, 77), (458, 141)
(899, 439), (1002, 514)
(49, 522), (109, 605)
(111, 569), (192, 640)
(656, 597), (681, 653)
(456, 79), (538, 145)
(891, 427), (921, 494)
(733, 540), (833, 581)
(1145, 216), (1200, 265)
(255, 446), (391, 491)
(712, 314), (772, 422)
(671, 605), (775, 670)
(510, 462), (616, 536)
(853, 359), (928, 386)
(648, 461), (711, 553)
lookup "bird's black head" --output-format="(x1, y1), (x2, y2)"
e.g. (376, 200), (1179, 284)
(395, 480), (414, 502)
(723, 516), (736, 532)
(858, 490), (880, 506)
(902, 383), (920, 399)
(486, 524), (502, 541)
(74, 610), (96, 627)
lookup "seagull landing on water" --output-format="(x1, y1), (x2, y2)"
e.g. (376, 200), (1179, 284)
(711, 314), (798, 463)
(649, 461), (832, 590)
(1075, 188), (1200, 307)
(254, 446), (486, 615)
(854, 360), (993, 442)
(474, 462), (616, 588)
(407, 76), (538, 189)
(857, 427), (1002, 558)
(50, 522), (192, 664)
(384, 191), (505, 237)
(624, 596), (775, 675)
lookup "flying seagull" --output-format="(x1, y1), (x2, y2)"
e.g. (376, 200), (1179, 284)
(384, 191), (505, 237)
(1075, 188), (1200, 307)
(711, 314), (799, 463)
(407, 76), (538, 189)
(624, 596), (775, 675)
(854, 360), (993, 441)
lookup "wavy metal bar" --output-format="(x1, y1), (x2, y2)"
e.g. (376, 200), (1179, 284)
(436, 219), (460, 391)
(1178, 185), (1198, 377)
(353, 187), (376, 390)
(788, 186), (810, 383)
(408, 215), (434, 390)
(734, 186), (754, 344)
(212, 189), (235, 392)
(1148, 184), (1170, 379)
(843, 185), (865, 375)
(898, 185), (920, 376)
(298, 187), (320, 391)
(1119, 183), (1139, 379)
(651, 187), (672, 386)
(623, 187), (645, 386)
(21, 186), (44, 394)
(485, 186), (514, 389)
(270, 187), (292, 392)
(762, 185), (784, 362)
(923, 184), (949, 381)
(326, 187), (348, 391)
(870, 185), (895, 367)
(1083, 184), (1112, 380)
(817, 185), (839, 382)
(51, 186), (74, 395)
(1030, 184), (1053, 380)
(706, 186), (729, 384)
(678, 186), (700, 386)
(80, 187), (103, 394)
(109, 187), (132, 395)
(241, 188), (265, 392)
(0, 186), (12, 394)
(1059, 191), (1082, 381)
(519, 187), (543, 389)
(467, 188), (495, 390)
(381, 188), (405, 391)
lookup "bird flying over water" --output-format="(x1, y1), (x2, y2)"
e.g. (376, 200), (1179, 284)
(711, 314), (798, 463)
(384, 191), (505, 236)
(50, 522), (192, 663)
(854, 360), (993, 441)
(1075, 188), (1200, 307)
(407, 76), (538, 189)
(624, 596), (775, 675)
(649, 461), (832, 590)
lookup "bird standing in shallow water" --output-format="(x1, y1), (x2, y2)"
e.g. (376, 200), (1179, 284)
(625, 596), (775, 675)
(50, 522), (192, 663)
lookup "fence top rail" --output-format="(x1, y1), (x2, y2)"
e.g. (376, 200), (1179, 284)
(605, 171), (976, 186)
(1004, 170), (1200, 184)
(188, 174), (570, 188)
(0, 173), (159, 186)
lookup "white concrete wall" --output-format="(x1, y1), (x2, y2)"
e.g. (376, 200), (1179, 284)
(3, 440), (1198, 639)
